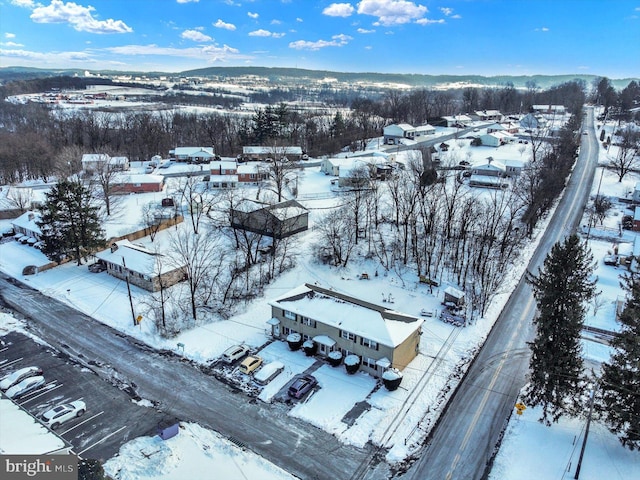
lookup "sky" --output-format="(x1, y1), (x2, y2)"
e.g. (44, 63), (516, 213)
(0, 0), (639, 78)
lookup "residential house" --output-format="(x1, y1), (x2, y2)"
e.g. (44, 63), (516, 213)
(414, 124), (436, 138)
(633, 182), (640, 204)
(520, 113), (544, 130)
(321, 157), (357, 176)
(111, 174), (165, 194)
(94, 239), (186, 292)
(471, 158), (506, 177)
(383, 123), (417, 145)
(267, 283), (423, 376)
(442, 115), (473, 127)
(474, 110), (503, 122)
(0, 186), (37, 219)
(486, 123), (519, 135)
(231, 199), (309, 239)
(237, 163), (268, 184)
(242, 146), (303, 162)
(81, 154), (129, 174)
(209, 160), (238, 175)
(532, 105), (566, 115)
(11, 210), (42, 241)
(170, 147), (215, 163)
(504, 159), (524, 177)
(479, 132), (514, 147)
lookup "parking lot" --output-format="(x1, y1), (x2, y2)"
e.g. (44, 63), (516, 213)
(0, 330), (173, 461)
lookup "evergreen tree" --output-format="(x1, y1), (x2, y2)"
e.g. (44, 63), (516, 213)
(38, 179), (105, 265)
(525, 234), (596, 424)
(598, 273), (640, 450)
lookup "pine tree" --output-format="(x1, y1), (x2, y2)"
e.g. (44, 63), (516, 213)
(525, 234), (596, 425)
(598, 273), (640, 450)
(38, 179), (105, 265)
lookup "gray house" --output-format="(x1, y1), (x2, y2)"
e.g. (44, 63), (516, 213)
(267, 283), (423, 377)
(231, 199), (309, 239)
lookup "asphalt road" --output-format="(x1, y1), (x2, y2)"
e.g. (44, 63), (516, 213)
(0, 274), (374, 480)
(399, 108), (599, 480)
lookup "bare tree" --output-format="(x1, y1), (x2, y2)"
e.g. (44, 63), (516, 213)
(169, 226), (226, 321)
(260, 144), (297, 202)
(315, 207), (357, 267)
(169, 173), (212, 234)
(610, 126), (640, 182)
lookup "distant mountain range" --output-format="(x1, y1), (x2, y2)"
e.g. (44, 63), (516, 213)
(1, 65), (637, 90)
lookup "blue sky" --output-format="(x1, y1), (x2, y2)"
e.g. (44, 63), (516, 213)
(1, 0), (639, 78)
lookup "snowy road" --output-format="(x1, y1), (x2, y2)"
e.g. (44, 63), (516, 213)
(0, 275), (379, 480)
(401, 107), (600, 480)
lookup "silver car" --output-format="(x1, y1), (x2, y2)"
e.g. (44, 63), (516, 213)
(40, 401), (87, 430)
(5, 375), (46, 399)
(0, 366), (43, 391)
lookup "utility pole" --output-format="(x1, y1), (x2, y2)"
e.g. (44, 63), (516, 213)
(574, 386), (596, 479)
(122, 257), (136, 327)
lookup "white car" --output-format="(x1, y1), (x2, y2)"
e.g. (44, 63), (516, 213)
(40, 400), (86, 430)
(5, 375), (46, 399)
(0, 366), (43, 391)
(221, 344), (250, 364)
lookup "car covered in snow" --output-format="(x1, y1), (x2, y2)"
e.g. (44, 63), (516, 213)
(5, 375), (46, 399)
(288, 375), (317, 399)
(88, 261), (107, 273)
(40, 400), (86, 430)
(0, 366), (43, 391)
(253, 361), (284, 385)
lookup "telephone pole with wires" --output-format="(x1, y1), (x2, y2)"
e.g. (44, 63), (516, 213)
(574, 384), (597, 479)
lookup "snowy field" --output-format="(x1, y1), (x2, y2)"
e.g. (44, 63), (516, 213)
(1, 109), (638, 478)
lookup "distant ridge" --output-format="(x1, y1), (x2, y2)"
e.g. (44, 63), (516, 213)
(1, 65), (637, 90)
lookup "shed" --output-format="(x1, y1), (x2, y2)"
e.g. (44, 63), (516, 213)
(444, 286), (465, 305)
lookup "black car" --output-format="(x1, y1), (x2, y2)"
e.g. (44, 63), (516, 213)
(88, 262), (107, 273)
(288, 375), (317, 399)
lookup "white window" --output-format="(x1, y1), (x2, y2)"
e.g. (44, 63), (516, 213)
(301, 317), (316, 328)
(284, 310), (296, 321)
(361, 338), (378, 350)
(363, 357), (377, 369)
(341, 331), (356, 342)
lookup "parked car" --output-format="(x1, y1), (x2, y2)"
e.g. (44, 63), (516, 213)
(5, 375), (46, 399)
(145, 165), (155, 174)
(40, 400), (86, 430)
(0, 366), (43, 391)
(88, 261), (107, 273)
(288, 375), (317, 399)
(603, 255), (618, 266)
(253, 361), (284, 385)
(239, 355), (263, 375)
(221, 344), (250, 364)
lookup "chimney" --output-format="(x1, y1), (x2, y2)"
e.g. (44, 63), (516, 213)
(110, 242), (118, 253)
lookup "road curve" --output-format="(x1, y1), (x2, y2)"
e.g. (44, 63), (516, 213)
(399, 107), (598, 480)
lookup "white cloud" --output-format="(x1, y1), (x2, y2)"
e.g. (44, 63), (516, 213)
(248, 12), (259, 19)
(105, 43), (250, 62)
(30, 0), (133, 34)
(357, 0), (428, 26)
(296, 17), (303, 22)
(440, 7), (453, 16)
(323, 3), (355, 17)
(177, 0), (199, 3)
(10, 0), (34, 7)
(181, 29), (212, 42)
(357, 28), (375, 33)
(248, 29), (285, 38)
(5, 33), (16, 39)
(415, 18), (444, 25)
(451, 14), (461, 19)
(535, 27), (549, 32)
(1, 41), (24, 47)
(0, 48), (94, 63)
(214, 19), (236, 31)
(289, 33), (352, 50)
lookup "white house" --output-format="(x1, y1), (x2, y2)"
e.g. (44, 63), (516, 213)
(479, 132), (515, 147)
(414, 124), (436, 138)
(321, 157), (357, 176)
(383, 123), (417, 144)
(532, 105), (566, 115)
(11, 210), (42, 242)
(474, 110), (503, 122)
(242, 146), (303, 161)
(442, 115), (473, 127)
(170, 147), (215, 163)
(471, 158), (506, 177)
(81, 154), (129, 173)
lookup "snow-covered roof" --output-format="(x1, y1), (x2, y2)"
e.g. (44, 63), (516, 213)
(415, 124), (435, 132)
(486, 123), (506, 131)
(209, 174), (238, 182)
(243, 146), (303, 155)
(475, 110), (502, 117)
(81, 153), (108, 163)
(171, 147), (214, 156)
(270, 284), (423, 348)
(11, 210), (41, 234)
(113, 173), (165, 184)
(0, 397), (71, 454)
(473, 159), (506, 171)
(237, 163), (262, 174)
(210, 161), (237, 170)
(442, 114), (472, 122)
(109, 156), (129, 165)
(269, 205), (308, 221)
(95, 239), (182, 276)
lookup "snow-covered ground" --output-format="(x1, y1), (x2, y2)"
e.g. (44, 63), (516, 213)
(1, 110), (638, 478)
